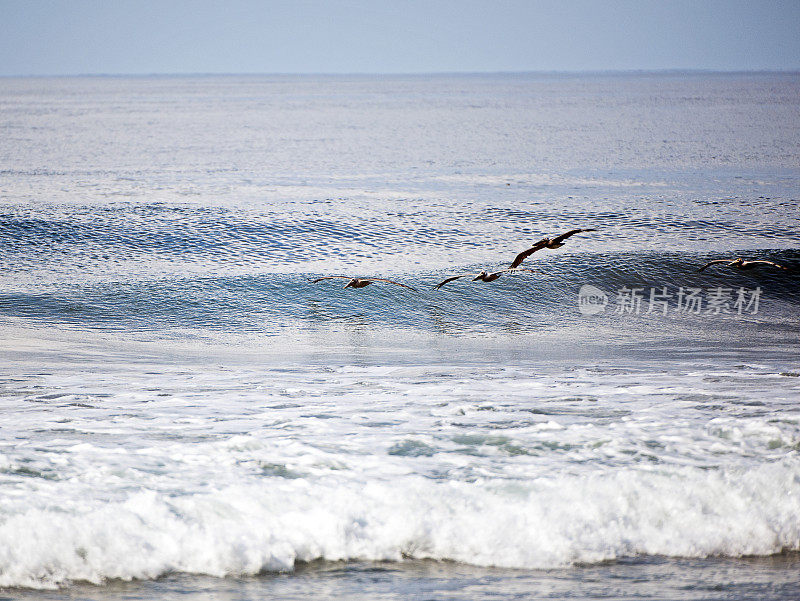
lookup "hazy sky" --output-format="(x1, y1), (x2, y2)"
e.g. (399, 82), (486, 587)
(1, 0), (799, 75)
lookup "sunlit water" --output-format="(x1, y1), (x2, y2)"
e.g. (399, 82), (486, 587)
(1, 73), (799, 599)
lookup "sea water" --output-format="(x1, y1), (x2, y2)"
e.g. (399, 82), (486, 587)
(1, 73), (799, 599)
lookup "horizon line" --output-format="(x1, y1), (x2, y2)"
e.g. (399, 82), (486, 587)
(2, 68), (800, 79)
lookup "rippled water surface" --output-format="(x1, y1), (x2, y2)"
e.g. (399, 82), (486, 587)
(1, 73), (799, 599)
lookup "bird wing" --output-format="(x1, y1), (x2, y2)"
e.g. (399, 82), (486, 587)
(309, 276), (353, 283)
(495, 268), (536, 275)
(367, 278), (418, 291)
(509, 239), (549, 268)
(434, 274), (474, 289)
(550, 228), (597, 245)
(698, 259), (733, 272)
(746, 260), (789, 270)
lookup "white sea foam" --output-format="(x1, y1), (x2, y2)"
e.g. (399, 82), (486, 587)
(1, 358), (799, 588)
(1, 463), (799, 589)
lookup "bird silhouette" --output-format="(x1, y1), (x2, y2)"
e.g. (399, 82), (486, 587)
(509, 228), (597, 268)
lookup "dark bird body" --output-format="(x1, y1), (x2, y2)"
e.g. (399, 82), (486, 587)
(509, 228), (597, 268)
(434, 268), (535, 290)
(309, 276), (417, 291)
(698, 258), (789, 272)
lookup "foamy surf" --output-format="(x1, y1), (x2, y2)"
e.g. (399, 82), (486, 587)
(1, 358), (799, 589)
(1, 463), (798, 589)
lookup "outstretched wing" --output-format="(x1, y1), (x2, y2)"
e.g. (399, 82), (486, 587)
(698, 259), (733, 272)
(495, 268), (536, 275)
(509, 239), (549, 268)
(309, 276), (353, 283)
(367, 278), (418, 291)
(747, 260), (789, 270)
(550, 228), (597, 245)
(434, 274), (474, 289)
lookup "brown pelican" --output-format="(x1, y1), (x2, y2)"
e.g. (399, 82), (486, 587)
(309, 276), (418, 291)
(434, 268), (535, 290)
(698, 258), (789, 272)
(509, 228), (597, 268)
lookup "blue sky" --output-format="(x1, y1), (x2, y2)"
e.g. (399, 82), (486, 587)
(1, 0), (799, 75)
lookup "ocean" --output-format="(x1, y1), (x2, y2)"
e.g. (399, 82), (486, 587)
(1, 72), (799, 600)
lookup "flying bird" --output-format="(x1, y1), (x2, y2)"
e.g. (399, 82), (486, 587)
(698, 258), (789, 272)
(309, 276), (418, 291)
(509, 228), (597, 268)
(434, 268), (535, 290)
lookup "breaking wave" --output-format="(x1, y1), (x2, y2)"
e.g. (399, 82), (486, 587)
(2, 463), (799, 589)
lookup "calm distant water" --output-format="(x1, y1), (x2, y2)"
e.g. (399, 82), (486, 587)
(1, 73), (799, 599)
